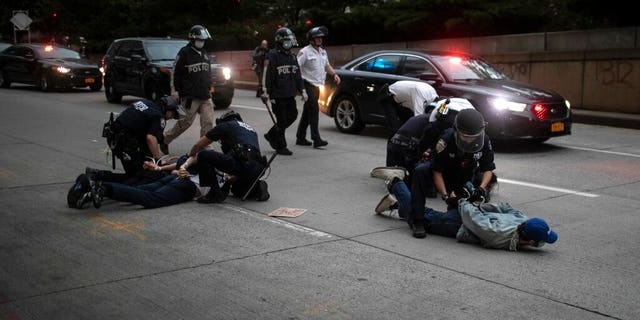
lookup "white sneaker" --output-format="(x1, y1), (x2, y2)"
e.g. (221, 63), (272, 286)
(370, 166), (406, 181)
(375, 193), (404, 219)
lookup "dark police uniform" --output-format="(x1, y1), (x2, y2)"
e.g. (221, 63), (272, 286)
(197, 120), (266, 198)
(409, 128), (496, 223)
(264, 48), (304, 152)
(110, 100), (164, 177)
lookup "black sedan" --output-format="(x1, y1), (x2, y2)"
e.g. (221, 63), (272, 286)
(0, 43), (102, 92)
(319, 50), (571, 142)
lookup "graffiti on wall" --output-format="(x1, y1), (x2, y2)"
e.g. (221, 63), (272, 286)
(492, 62), (529, 80)
(595, 61), (634, 87)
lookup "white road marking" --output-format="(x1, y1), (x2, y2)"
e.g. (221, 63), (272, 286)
(557, 145), (640, 158)
(232, 104), (267, 112)
(498, 178), (599, 197)
(223, 205), (333, 238)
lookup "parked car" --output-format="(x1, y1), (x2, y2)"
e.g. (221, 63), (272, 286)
(319, 50), (572, 142)
(102, 37), (234, 109)
(0, 43), (102, 92)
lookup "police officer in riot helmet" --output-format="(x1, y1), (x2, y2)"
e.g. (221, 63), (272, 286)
(261, 27), (306, 156)
(183, 110), (269, 203)
(162, 25), (215, 155)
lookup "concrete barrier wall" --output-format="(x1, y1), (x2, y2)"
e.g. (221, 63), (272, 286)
(214, 27), (640, 114)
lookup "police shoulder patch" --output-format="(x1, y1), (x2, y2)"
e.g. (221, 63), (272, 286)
(435, 139), (447, 153)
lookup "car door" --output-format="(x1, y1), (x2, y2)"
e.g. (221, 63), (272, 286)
(128, 40), (146, 96)
(348, 53), (406, 123)
(2, 46), (31, 83)
(112, 40), (137, 93)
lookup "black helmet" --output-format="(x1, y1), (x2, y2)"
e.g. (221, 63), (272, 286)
(275, 27), (298, 50)
(306, 26), (328, 41)
(159, 95), (185, 120)
(216, 110), (243, 125)
(188, 25), (212, 40)
(453, 109), (486, 153)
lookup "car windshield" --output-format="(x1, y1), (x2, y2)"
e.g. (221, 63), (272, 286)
(145, 41), (187, 61)
(36, 46), (81, 59)
(430, 54), (507, 80)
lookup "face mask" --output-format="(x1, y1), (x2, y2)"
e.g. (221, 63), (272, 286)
(194, 40), (205, 49)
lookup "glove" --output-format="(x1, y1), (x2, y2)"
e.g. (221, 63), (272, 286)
(301, 90), (308, 102)
(445, 195), (459, 208)
(468, 186), (487, 202)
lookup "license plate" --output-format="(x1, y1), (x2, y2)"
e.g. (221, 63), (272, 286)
(551, 122), (564, 132)
(85, 78), (95, 84)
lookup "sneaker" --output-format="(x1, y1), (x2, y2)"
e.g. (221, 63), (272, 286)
(411, 220), (427, 238)
(375, 193), (397, 214)
(67, 174), (91, 209)
(295, 138), (312, 146)
(276, 148), (293, 156)
(370, 166), (406, 181)
(264, 132), (277, 150)
(197, 189), (227, 203)
(160, 143), (169, 155)
(90, 179), (104, 209)
(313, 139), (328, 148)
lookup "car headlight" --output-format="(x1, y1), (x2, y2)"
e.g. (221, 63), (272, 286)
(222, 67), (231, 80)
(53, 66), (71, 74)
(488, 98), (526, 112)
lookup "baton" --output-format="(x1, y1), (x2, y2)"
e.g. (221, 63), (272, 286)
(241, 152), (277, 201)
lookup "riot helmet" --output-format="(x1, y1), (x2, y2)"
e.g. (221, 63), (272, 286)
(188, 25), (212, 40)
(453, 109), (486, 153)
(306, 26), (328, 41)
(159, 95), (185, 120)
(188, 25), (211, 49)
(275, 27), (298, 50)
(216, 110), (243, 125)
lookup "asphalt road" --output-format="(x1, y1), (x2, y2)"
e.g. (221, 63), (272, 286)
(1, 86), (639, 320)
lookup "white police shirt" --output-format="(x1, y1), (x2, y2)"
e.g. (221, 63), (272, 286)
(297, 44), (329, 87)
(389, 80), (438, 116)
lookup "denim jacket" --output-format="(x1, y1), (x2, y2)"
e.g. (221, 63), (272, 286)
(457, 201), (528, 251)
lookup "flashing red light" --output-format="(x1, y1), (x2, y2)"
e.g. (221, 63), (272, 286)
(532, 103), (546, 120)
(277, 24), (282, 29)
(52, 12), (58, 17)
(305, 19), (312, 25)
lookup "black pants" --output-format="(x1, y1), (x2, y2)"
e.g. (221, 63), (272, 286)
(379, 94), (413, 138)
(197, 150), (264, 197)
(297, 81), (321, 141)
(107, 175), (196, 209)
(266, 97), (298, 149)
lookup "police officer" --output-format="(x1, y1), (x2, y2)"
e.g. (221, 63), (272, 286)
(183, 110), (268, 203)
(378, 80), (438, 137)
(262, 27), (307, 156)
(296, 26), (339, 148)
(106, 96), (183, 178)
(409, 108), (497, 238)
(163, 25), (214, 154)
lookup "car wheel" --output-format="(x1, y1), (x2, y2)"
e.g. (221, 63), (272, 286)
(213, 99), (231, 110)
(40, 72), (53, 92)
(104, 77), (122, 103)
(89, 82), (102, 92)
(0, 71), (10, 88)
(333, 95), (364, 133)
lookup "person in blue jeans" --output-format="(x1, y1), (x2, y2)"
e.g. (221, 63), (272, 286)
(375, 176), (559, 251)
(67, 155), (202, 209)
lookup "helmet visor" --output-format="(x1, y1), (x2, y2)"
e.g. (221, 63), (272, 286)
(455, 130), (485, 153)
(282, 36), (297, 49)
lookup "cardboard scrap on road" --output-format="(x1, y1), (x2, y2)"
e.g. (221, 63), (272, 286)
(268, 207), (307, 218)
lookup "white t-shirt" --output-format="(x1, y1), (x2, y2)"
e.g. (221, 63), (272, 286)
(297, 44), (329, 87)
(388, 80), (438, 116)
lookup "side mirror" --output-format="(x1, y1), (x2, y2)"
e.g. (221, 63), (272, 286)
(417, 73), (443, 86)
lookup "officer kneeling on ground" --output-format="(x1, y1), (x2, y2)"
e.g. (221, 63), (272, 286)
(184, 110), (269, 203)
(102, 96), (184, 178)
